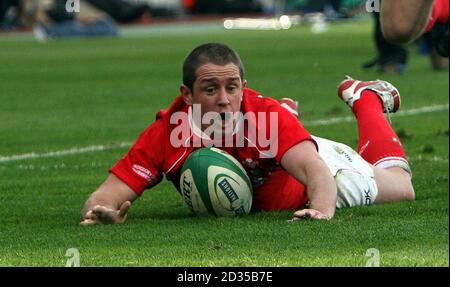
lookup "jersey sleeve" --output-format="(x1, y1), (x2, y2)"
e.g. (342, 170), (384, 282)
(110, 121), (165, 195)
(271, 103), (318, 163)
(425, 0), (449, 32)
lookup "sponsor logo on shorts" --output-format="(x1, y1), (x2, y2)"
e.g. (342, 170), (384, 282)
(364, 189), (372, 205)
(333, 146), (353, 163)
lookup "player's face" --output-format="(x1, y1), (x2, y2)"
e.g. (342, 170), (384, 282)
(181, 62), (247, 132)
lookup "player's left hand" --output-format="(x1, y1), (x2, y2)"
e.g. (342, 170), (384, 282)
(80, 201), (131, 225)
(290, 209), (331, 221)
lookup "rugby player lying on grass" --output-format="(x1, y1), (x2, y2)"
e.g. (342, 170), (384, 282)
(81, 43), (414, 224)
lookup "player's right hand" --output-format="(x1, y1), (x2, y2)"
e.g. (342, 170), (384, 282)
(290, 208), (332, 221)
(80, 201), (131, 225)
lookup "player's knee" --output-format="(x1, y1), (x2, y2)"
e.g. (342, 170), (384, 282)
(383, 29), (413, 44)
(398, 170), (415, 201)
(404, 183), (415, 201)
(374, 166), (415, 203)
(381, 21), (417, 44)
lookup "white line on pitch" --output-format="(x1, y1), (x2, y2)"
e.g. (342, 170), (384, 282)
(0, 142), (132, 163)
(303, 104), (449, 126)
(0, 104), (448, 163)
(409, 155), (449, 163)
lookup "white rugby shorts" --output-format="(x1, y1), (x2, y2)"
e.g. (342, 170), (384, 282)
(312, 136), (378, 208)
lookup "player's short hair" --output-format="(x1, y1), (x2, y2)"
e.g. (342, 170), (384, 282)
(182, 43), (245, 92)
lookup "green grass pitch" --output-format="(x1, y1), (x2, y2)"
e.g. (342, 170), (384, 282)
(0, 19), (448, 267)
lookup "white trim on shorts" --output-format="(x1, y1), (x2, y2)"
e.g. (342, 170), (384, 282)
(374, 156), (412, 175)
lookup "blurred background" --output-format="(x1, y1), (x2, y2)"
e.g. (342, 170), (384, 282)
(1, 0), (364, 27)
(1, 0), (447, 72)
(0, 0), (363, 38)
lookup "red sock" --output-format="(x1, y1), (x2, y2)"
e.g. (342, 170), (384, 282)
(352, 90), (408, 167)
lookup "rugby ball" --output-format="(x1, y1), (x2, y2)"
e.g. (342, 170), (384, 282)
(179, 147), (253, 217)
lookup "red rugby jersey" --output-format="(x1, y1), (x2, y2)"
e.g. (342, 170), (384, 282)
(425, 0), (449, 32)
(110, 88), (315, 210)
